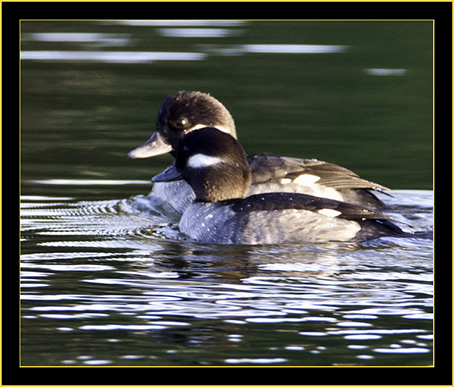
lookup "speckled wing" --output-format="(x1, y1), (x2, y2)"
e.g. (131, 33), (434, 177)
(248, 155), (388, 191)
(247, 155), (389, 209)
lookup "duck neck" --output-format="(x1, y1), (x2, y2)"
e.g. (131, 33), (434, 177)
(189, 165), (251, 203)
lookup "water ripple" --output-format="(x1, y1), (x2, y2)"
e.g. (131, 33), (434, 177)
(20, 190), (433, 366)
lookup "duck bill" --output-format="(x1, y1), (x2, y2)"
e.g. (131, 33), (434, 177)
(152, 164), (183, 182)
(128, 132), (172, 159)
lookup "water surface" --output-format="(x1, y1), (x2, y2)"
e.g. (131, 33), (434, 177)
(21, 189), (433, 366)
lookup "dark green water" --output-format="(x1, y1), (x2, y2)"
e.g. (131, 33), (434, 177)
(20, 20), (433, 368)
(21, 20), (432, 192)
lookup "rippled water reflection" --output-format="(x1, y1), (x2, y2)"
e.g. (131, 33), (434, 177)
(21, 189), (433, 366)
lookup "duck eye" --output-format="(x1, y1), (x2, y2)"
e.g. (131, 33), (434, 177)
(171, 117), (189, 129)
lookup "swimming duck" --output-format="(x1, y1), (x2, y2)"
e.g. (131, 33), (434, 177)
(153, 127), (402, 244)
(128, 91), (388, 219)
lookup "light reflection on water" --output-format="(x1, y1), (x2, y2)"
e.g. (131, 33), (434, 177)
(103, 20), (248, 27)
(157, 28), (243, 38)
(21, 22), (349, 63)
(20, 51), (208, 63)
(22, 32), (132, 46)
(20, 188), (433, 366)
(21, 44), (350, 63)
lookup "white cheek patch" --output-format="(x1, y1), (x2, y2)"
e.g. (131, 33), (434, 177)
(187, 154), (224, 169)
(293, 174), (321, 185)
(317, 208), (342, 218)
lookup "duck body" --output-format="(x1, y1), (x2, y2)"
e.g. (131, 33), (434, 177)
(178, 193), (400, 245)
(153, 128), (402, 245)
(128, 91), (388, 220)
(141, 155), (385, 220)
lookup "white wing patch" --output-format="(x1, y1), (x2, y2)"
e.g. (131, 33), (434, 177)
(293, 174), (321, 185)
(187, 153), (224, 169)
(317, 208), (341, 218)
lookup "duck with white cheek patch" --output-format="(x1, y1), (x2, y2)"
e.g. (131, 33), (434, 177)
(128, 91), (389, 220)
(153, 128), (404, 245)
